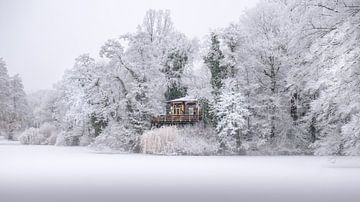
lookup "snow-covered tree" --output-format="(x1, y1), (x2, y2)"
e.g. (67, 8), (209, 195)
(241, 0), (293, 142)
(203, 32), (228, 95)
(53, 9), (198, 150)
(0, 58), (11, 136)
(17, 2), (360, 156)
(213, 79), (249, 153)
(305, 10), (360, 155)
(27, 90), (62, 127)
(54, 54), (102, 145)
(162, 33), (195, 100)
(8, 75), (30, 137)
(0, 59), (29, 139)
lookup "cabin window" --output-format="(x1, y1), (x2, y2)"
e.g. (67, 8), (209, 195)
(169, 106), (173, 115)
(172, 103), (184, 115)
(189, 107), (194, 115)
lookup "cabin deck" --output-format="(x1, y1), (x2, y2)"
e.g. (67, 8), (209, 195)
(151, 115), (202, 127)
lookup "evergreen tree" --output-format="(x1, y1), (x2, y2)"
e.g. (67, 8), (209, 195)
(213, 79), (249, 153)
(163, 49), (189, 100)
(203, 33), (227, 96)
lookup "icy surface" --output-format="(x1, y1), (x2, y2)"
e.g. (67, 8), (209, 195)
(1, 137), (360, 202)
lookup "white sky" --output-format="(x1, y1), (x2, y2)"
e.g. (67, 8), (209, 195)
(0, 0), (259, 93)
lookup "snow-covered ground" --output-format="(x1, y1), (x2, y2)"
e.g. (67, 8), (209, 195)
(1, 136), (360, 202)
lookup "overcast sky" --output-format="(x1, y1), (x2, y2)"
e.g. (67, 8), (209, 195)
(0, 0), (259, 93)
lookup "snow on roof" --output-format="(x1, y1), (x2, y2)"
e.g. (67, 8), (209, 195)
(167, 96), (198, 103)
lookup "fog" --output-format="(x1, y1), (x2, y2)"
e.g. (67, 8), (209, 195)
(0, 0), (258, 92)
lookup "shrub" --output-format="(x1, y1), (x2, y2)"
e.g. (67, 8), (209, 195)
(18, 128), (43, 145)
(140, 125), (219, 155)
(55, 131), (67, 146)
(90, 121), (137, 152)
(55, 131), (82, 146)
(79, 135), (93, 146)
(18, 123), (59, 145)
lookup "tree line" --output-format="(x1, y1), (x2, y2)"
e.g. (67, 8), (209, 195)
(1, 0), (359, 155)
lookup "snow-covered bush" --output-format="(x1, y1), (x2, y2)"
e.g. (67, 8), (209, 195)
(2, 131), (11, 140)
(140, 126), (178, 154)
(11, 131), (23, 141)
(18, 122), (59, 145)
(79, 135), (92, 146)
(18, 128), (43, 145)
(90, 121), (137, 152)
(140, 125), (218, 155)
(0, 130), (5, 138)
(342, 114), (360, 155)
(54, 130), (81, 146)
(54, 125), (96, 146)
(55, 131), (67, 146)
(312, 132), (344, 156)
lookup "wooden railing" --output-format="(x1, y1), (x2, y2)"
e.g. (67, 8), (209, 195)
(151, 114), (202, 126)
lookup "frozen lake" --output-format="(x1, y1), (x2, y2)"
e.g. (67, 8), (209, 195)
(1, 137), (360, 202)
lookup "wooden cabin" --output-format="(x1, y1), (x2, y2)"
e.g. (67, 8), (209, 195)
(151, 96), (202, 127)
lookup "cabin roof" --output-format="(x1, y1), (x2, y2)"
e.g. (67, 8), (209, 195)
(166, 96), (197, 103)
